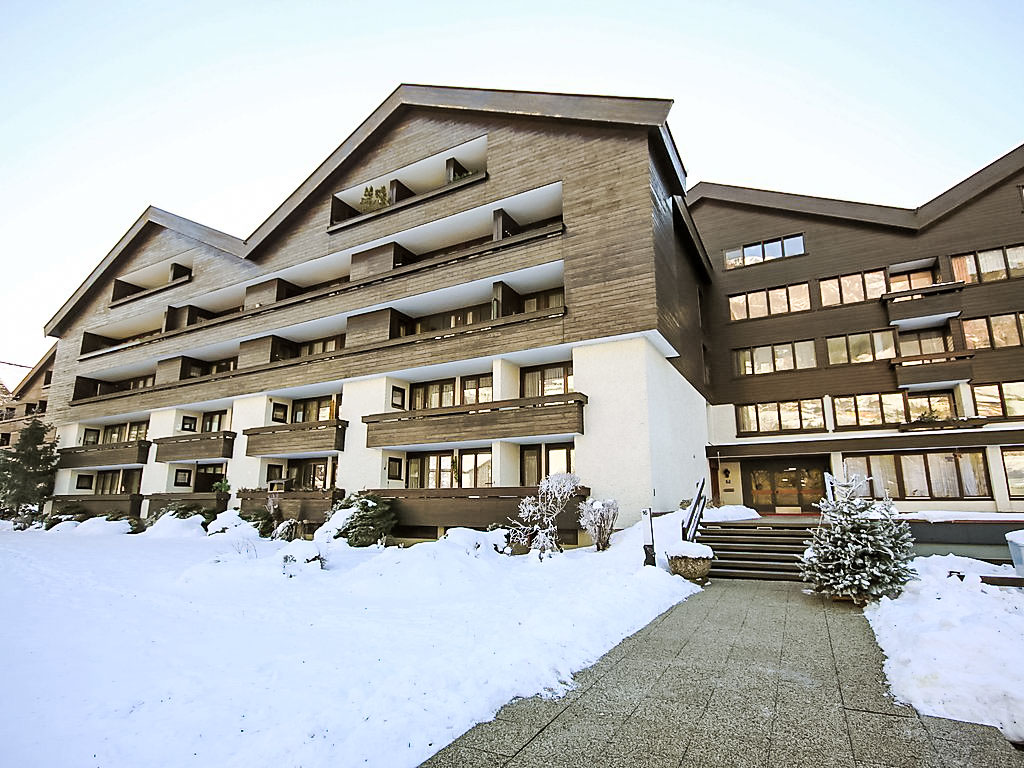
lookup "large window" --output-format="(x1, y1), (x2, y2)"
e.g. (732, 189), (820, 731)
(292, 396), (333, 423)
(521, 363), (573, 397)
(897, 329), (952, 358)
(844, 450), (990, 499)
(410, 379), (455, 410)
(819, 270), (887, 307)
(126, 420), (149, 441)
(460, 374), (493, 405)
(734, 340), (816, 376)
(1003, 449), (1024, 498)
(407, 451), (454, 489)
(459, 450), (492, 488)
(951, 244), (1024, 284)
(102, 424), (125, 444)
(972, 381), (1024, 419)
(888, 267), (938, 293)
(287, 458), (329, 490)
(724, 234), (805, 270)
(728, 283), (810, 320)
(297, 335), (344, 357)
(521, 288), (564, 313)
(826, 330), (896, 365)
(736, 399), (825, 434)
(963, 314), (1024, 349)
(201, 411), (227, 433)
(520, 443), (575, 486)
(832, 391), (954, 428)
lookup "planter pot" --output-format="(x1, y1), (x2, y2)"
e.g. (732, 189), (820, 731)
(667, 555), (712, 584)
(1006, 531), (1024, 577)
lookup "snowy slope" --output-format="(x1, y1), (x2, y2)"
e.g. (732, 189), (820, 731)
(0, 512), (698, 767)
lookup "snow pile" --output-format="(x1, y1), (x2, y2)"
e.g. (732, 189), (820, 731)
(312, 507), (354, 542)
(142, 513), (207, 538)
(47, 521), (80, 533)
(700, 505), (760, 522)
(897, 511), (1024, 523)
(0, 509), (700, 768)
(205, 510), (258, 537)
(439, 526), (507, 556)
(1007, 530), (1024, 546)
(865, 555), (1024, 740)
(664, 540), (714, 559)
(0, 519), (15, 533)
(72, 517), (132, 536)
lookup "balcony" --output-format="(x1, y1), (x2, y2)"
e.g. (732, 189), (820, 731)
(242, 420), (347, 457)
(362, 393), (587, 448)
(892, 352), (974, 389)
(148, 492), (230, 514)
(57, 440), (151, 469)
(370, 486), (591, 543)
(153, 431), (236, 463)
(237, 488), (345, 533)
(52, 493), (144, 518)
(897, 416), (989, 432)
(882, 282), (963, 328)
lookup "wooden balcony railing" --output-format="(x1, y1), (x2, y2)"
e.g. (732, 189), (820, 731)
(362, 393), (587, 448)
(891, 352), (974, 388)
(51, 493), (144, 517)
(57, 440), (151, 469)
(242, 419), (347, 456)
(153, 431), (235, 463)
(881, 281), (964, 324)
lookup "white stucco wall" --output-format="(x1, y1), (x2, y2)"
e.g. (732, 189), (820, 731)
(337, 376), (392, 491)
(226, 395), (276, 505)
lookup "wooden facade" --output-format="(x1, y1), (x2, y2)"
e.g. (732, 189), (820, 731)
(153, 431), (235, 462)
(243, 420), (347, 457)
(57, 440), (151, 469)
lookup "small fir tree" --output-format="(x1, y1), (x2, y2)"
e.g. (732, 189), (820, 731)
(337, 491), (397, 547)
(800, 475), (915, 604)
(358, 185), (390, 213)
(508, 473), (582, 560)
(0, 418), (57, 523)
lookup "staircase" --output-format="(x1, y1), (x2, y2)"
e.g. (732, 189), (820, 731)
(698, 518), (820, 581)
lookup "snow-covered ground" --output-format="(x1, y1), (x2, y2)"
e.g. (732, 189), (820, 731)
(0, 511), (699, 768)
(865, 554), (1024, 741)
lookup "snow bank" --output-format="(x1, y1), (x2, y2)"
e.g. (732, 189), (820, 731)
(1006, 529), (1024, 546)
(48, 521), (80, 533)
(664, 540), (714, 559)
(312, 507), (353, 542)
(0, 520), (14, 533)
(72, 517), (132, 536)
(865, 555), (1024, 740)
(143, 514), (207, 538)
(0, 510), (700, 768)
(897, 510), (1024, 523)
(700, 505), (760, 522)
(206, 511), (258, 538)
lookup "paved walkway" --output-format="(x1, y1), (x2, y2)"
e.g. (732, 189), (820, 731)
(421, 580), (1023, 768)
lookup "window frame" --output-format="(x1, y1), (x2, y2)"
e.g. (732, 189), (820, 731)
(75, 474), (94, 490)
(818, 269), (888, 307)
(520, 362), (573, 397)
(735, 399), (827, 435)
(723, 233), (806, 270)
(173, 468), (193, 487)
(972, 381), (1024, 420)
(727, 282), (811, 321)
(825, 329), (897, 366)
(734, 340), (817, 376)
(386, 456), (403, 481)
(180, 415), (198, 432)
(1002, 447), (1024, 498)
(843, 449), (992, 500)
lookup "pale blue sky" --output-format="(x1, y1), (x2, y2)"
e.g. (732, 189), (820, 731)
(1, 0), (1021, 387)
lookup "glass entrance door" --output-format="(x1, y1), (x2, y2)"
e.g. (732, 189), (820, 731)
(743, 458), (828, 513)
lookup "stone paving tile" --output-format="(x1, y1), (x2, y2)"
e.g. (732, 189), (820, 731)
(418, 580), (1018, 768)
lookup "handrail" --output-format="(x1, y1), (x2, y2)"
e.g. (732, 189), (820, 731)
(108, 273), (193, 309)
(152, 430), (236, 445)
(890, 350), (974, 366)
(362, 393), (588, 424)
(58, 439), (151, 454)
(369, 486), (591, 500)
(243, 419), (347, 437)
(880, 281), (965, 303)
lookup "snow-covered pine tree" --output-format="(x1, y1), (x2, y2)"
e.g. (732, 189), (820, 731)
(800, 475), (915, 604)
(0, 418), (58, 526)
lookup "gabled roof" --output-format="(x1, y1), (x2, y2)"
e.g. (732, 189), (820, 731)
(11, 344), (56, 399)
(46, 84), (684, 336)
(685, 141), (1024, 231)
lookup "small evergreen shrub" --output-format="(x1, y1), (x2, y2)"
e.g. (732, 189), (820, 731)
(271, 518), (301, 541)
(578, 497), (619, 551)
(357, 185), (390, 213)
(336, 491), (397, 547)
(240, 507), (279, 538)
(800, 476), (915, 604)
(147, 501), (216, 530)
(103, 510), (146, 534)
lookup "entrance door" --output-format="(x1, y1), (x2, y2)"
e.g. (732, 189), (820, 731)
(743, 457), (827, 513)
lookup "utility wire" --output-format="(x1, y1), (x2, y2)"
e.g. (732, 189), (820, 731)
(0, 360), (32, 368)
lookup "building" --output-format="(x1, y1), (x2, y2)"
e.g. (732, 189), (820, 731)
(691, 148), (1024, 515)
(33, 84), (1024, 534)
(0, 346), (56, 449)
(42, 86), (709, 535)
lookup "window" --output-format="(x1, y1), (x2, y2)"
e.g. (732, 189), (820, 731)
(951, 244), (1024, 284)
(410, 379), (455, 410)
(826, 330), (896, 365)
(972, 381), (1024, 419)
(819, 270), (887, 306)
(844, 450), (990, 499)
(407, 452), (454, 489)
(183, 357), (237, 379)
(201, 411), (226, 433)
(387, 457), (403, 481)
(724, 234), (805, 270)
(292, 396), (333, 423)
(181, 416), (198, 432)
(96, 470), (120, 494)
(102, 424), (125, 444)
(125, 374), (155, 391)
(907, 393), (954, 421)
(521, 446), (542, 487)
(898, 329), (952, 358)
(734, 341), (816, 375)
(174, 469), (193, 487)
(736, 399), (825, 433)
(82, 428), (100, 446)
(408, 303), (492, 335)
(1, 407), (14, 420)
(728, 283), (811, 320)
(521, 363), (573, 397)
(390, 386), (406, 410)
(522, 288), (565, 313)
(888, 268), (936, 293)
(75, 474), (94, 490)
(459, 449), (492, 488)
(0, 433), (10, 447)
(832, 391), (954, 428)
(461, 374), (493, 405)
(195, 463), (227, 492)
(266, 464), (284, 482)
(1003, 449), (1024, 497)
(297, 335), (344, 357)
(546, 443), (575, 476)
(287, 458), (329, 490)
(271, 403), (288, 423)
(965, 314), (1024, 349)
(126, 421), (149, 441)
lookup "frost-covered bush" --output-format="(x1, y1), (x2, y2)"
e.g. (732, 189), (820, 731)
(508, 473), (582, 560)
(335, 491), (397, 547)
(271, 518), (302, 541)
(578, 498), (618, 551)
(800, 476), (915, 604)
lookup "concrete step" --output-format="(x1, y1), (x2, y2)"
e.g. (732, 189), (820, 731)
(706, 541), (807, 553)
(703, 519), (820, 529)
(712, 550), (802, 562)
(698, 534), (810, 546)
(713, 558), (801, 572)
(709, 567), (804, 582)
